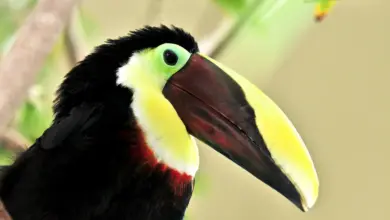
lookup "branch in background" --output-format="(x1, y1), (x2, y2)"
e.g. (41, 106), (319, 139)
(198, 18), (235, 57)
(199, 0), (264, 58)
(0, 129), (30, 152)
(0, 200), (12, 220)
(0, 0), (80, 136)
(64, 7), (89, 66)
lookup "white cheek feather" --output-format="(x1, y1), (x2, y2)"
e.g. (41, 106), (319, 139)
(116, 54), (142, 88)
(116, 63), (130, 86)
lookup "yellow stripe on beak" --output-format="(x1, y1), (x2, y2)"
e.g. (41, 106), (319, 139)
(200, 54), (319, 211)
(163, 53), (319, 211)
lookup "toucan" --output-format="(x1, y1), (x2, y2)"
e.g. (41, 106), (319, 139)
(0, 25), (319, 220)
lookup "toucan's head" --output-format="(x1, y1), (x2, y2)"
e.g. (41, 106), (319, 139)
(56, 25), (319, 212)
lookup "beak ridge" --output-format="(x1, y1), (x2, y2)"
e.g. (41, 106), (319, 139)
(163, 53), (319, 211)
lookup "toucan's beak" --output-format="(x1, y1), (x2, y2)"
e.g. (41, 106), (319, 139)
(162, 53), (319, 212)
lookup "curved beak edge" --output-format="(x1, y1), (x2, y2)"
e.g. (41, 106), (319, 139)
(163, 53), (319, 212)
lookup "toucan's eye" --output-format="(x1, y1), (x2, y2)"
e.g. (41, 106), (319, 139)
(155, 43), (190, 77)
(163, 49), (178, 66)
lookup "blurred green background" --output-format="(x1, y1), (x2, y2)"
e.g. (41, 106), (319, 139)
(0, 0), (389, 219)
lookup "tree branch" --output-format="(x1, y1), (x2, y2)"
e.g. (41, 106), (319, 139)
(0, 129), (31, 152)
(64, 7), (88, 66)
(199, 0), (264, 58)
(0, 0), (80, 136)
(198, 18), (235, 57)
(0, 200), (12, 220)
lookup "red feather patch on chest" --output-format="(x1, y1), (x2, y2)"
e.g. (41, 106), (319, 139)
(121, 124), (194, 196)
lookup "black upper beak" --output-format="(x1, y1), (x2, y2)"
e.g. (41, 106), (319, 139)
(163, 53), (319, 211)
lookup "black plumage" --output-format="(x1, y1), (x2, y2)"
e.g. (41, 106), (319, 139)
(0, 25), (199, 220)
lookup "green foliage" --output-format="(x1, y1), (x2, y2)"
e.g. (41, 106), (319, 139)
(78, 7), (100, 37)
(0, 0), (38, 163)
(213, 0), (251, 15)
(2, 2), (100, 144)
(14, 38), (66, 142)
(0, 0), (38, 51)
(0, 10), (15, 51)
(16, 100), (53, 142)
(0, 145), (14, 165)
